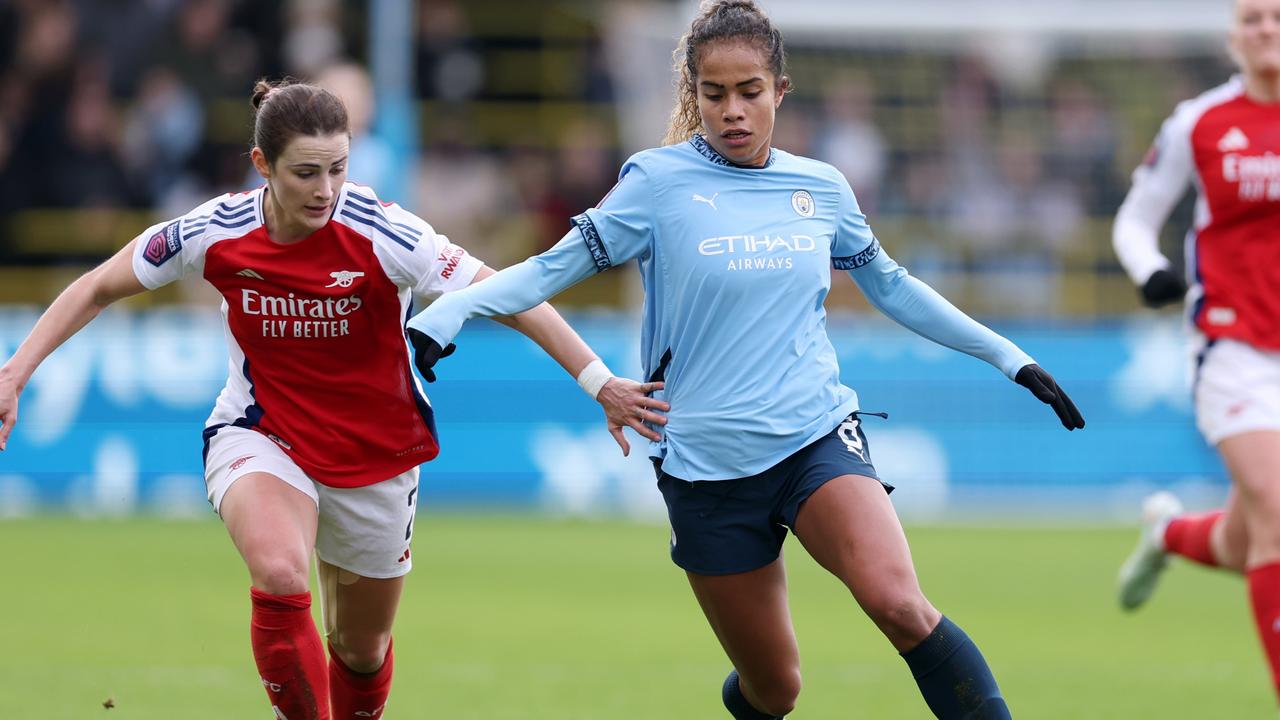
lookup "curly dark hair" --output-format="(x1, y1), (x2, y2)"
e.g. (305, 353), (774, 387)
(663, 0), (788, 145)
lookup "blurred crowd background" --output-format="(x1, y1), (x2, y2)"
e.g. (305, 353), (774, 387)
(0, 0), (1236, 316)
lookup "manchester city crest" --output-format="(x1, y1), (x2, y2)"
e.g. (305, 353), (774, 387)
(791, 190), (815, 217)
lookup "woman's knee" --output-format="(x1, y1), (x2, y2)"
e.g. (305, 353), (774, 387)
(746, 667), (802, 717)
(249, 554), (310, 596)
(1211, 515), (1249, 572)
(329, 630), (392, 674)
(863, 592), (938, 645)
(1239, 486), (1280, 540)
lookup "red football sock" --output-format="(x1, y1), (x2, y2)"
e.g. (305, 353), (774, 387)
(1162, 510), (1224, 567)
(1247, 562), (1280, 699)
(250, 588), (330, 720)
(329, 639), (394, 719)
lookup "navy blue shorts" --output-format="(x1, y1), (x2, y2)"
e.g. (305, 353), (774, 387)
(654, 412), (890, 576)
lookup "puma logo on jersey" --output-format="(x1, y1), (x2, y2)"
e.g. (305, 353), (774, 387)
(236, 268), (265, 280)
(1218, 127), (1250, 153)
(326, 270), (365, 288)
(692, 192), (719, 210)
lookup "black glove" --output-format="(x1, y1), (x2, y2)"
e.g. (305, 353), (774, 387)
(408, 328), (455, 383)
(1140, 268), (1187, 308)
(1015, 364), (1085, 430)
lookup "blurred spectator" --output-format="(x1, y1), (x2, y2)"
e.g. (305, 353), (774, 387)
(283, 0), (343, 77)
(416, 0), (483, 103)
(535, 117), (618, 249)
(122, 68), (204, 211)
(814, 71), (887, 214)
(772, 100), (817, 159)
(949, 123), (1084, 252)
(42, 59), (137, 209)
(316, 62), (397, 193)
(1045, 78), (1121, 214)
(416, 111), (525, 267)
(147, 0), (258, 101)
(883, 153), (951, 223)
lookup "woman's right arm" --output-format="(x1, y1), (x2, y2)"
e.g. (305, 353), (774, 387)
(0, 240), (148, 449)
(407, 227), (600, 352)
(1112, 106), (1195, 307)
(407, 157), (654, 377)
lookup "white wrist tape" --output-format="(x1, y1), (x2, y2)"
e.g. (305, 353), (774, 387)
(576, 359), (614, 400)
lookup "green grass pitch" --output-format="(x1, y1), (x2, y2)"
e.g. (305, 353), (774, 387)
(0, 514), (1270, 718)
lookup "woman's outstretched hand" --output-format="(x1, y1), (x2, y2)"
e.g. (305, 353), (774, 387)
(408, 328), (455, 383)
(1015, 364), (1085, 430)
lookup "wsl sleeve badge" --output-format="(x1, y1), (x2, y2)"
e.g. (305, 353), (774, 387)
(143, 221), (183, 267)
(791, 190), (815, 217)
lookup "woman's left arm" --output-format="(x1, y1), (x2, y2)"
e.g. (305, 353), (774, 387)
(473, 266), (670, 455)
(847, 245), (1085, 430)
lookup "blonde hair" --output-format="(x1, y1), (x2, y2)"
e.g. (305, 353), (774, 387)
(662, 0), (788, 145)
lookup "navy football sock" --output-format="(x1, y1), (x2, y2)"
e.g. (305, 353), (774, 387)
(900, 616), (1010, 719)
(722, 669), (784, 719)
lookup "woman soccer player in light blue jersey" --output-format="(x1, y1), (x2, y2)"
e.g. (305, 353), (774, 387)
(408, 2), (1084, 717)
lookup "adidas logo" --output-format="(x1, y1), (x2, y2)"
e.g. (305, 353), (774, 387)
(236, 268), (265, 280)
(1218, 127), (1250, 153)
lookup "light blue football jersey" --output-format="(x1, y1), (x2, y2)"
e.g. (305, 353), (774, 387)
(408, 136), (1034, 482)
(570, 136), (881, 480)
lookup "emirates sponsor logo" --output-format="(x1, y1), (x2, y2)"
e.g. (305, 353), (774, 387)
(243, 289), (364, 338)
(241, 289), (363, 318)
(1221, 152), (1280, 201)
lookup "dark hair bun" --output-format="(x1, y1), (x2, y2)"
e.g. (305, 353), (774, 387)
(251, 79), (279, 111)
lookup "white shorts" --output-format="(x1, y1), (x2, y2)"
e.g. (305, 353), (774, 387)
(1195, 339), (1280, 445)
(204, 427), (420, 579)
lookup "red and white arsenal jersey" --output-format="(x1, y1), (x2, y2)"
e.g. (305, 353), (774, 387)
(1115, 76), (1280, 349)
(130, 182), (483, 488)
